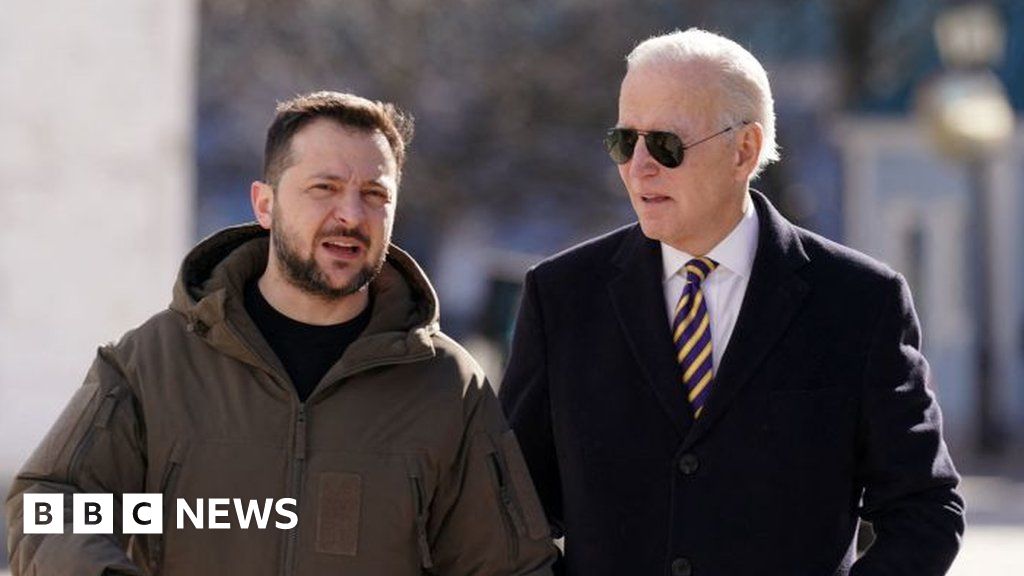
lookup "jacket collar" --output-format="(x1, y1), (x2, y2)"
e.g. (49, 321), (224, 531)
(169, 223), (440, 390)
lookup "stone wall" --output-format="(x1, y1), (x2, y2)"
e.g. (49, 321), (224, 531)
(0, 1), (197, 481)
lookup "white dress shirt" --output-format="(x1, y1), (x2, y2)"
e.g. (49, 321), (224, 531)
(662, 195), (760, 373)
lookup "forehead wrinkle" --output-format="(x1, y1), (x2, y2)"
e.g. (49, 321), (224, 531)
(286, 120), (398, 191)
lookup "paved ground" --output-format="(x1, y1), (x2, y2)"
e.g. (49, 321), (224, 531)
(947, 473), (1024, 575)
(950, 524), (1024, 575)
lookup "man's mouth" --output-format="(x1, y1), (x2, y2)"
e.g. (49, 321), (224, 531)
(321, 239), (364, 257)
(639, 193), (671, 203)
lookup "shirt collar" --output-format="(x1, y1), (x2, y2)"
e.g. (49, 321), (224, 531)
(661, 193), (760, 282)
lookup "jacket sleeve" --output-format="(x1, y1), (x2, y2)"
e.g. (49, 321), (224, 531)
(5, 348), (147, 576)
(427, 367), (558, 576)
(499, 269), (564, 535)
(851, 274), (966, 575)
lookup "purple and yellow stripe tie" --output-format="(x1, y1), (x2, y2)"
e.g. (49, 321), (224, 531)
(672, 257), (718, 418)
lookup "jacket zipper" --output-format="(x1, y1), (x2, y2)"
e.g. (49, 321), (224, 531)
(486, 452), (520, 563)
(281, 404), (307, 576)
(222, 321), (315, 576)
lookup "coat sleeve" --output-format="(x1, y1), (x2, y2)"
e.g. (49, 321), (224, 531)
(5, 348), (147, 576)
(498, 269), (565, 570)
(426, 367), (558, 576)
(852, 273), (966, 575)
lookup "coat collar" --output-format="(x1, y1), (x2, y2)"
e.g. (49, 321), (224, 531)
(607, 223), (695, 436)
(660, 195), (759, 283)
(607, 190), (810, 442)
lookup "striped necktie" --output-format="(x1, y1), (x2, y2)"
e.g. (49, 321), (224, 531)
(672, 257), (718, 418)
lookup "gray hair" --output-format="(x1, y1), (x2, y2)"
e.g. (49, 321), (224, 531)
(626, 28), (780, 177)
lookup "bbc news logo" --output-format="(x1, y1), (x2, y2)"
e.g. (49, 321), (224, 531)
(23, 494), (298, 534)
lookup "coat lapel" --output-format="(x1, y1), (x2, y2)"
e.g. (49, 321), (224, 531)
(607, 226), (694, 438)
(681, 191), (811, 450)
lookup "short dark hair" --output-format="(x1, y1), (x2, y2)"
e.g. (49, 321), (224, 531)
(262, 91), (414, 187)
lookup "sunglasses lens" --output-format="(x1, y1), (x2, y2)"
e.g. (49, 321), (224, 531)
(604, 129), (637, 164)
(647, 132), (684, 168)
(604, 129), (684, 168)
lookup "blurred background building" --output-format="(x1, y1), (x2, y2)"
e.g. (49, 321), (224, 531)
(2, 0), (1022, 573)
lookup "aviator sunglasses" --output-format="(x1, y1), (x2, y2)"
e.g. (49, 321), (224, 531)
(604, 121), (750, 168)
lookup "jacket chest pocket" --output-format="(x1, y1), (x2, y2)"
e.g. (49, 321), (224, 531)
(142, 439), (289, 576)
(309, 451), (431, 570)
(146, 442), (186, 576)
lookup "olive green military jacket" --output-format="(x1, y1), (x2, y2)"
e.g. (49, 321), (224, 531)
(7, 225), (556, 576)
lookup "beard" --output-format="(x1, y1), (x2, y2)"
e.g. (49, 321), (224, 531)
(270, 212), (386, 300)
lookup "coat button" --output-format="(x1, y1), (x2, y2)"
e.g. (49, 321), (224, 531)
(678, 453), (699, 475)
(671, 557), (693, 576)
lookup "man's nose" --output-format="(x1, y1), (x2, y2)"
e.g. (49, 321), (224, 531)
(332, 189), (365, 225)
(628, 136), (660, 179)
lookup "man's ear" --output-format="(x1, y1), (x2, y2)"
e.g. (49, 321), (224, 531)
(251, 181), (274, 230)
(734, 122), (764, 183)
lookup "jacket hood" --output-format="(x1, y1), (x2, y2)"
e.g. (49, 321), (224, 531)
(169, 223), (441, 380)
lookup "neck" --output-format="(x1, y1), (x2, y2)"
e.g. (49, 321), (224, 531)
(668, 191), (750, 256)
(256, 264), (368, 326)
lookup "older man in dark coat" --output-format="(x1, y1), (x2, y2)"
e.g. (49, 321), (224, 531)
(500, 28), (964, 576)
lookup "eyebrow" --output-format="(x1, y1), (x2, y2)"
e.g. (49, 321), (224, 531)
(308, 172), (350, 183)
(308, 172), (392, 188)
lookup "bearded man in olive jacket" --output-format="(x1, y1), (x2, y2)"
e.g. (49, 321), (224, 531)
(6, 91), (556, 576)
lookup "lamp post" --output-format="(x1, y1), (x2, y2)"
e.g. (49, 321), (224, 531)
(917, 2), (1012, 454)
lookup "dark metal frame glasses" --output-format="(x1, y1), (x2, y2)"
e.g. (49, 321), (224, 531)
(604, 121), (750, 168)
